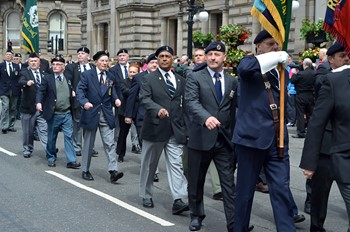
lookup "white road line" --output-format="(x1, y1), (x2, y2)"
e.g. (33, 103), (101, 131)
(45, 170), (175, 227)
(0, 147), (17, 157)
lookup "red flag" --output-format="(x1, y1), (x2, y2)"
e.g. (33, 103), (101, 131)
(324, 0), (350, 56)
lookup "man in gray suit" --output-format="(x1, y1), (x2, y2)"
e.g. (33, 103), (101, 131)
(185, 42), (237, 231)
(139, 45), (188, 215)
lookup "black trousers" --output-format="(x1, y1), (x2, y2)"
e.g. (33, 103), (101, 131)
(116, 115), (132, 158)
(295, 93), (314, 135)
(310, 155), (334, 232)
(188, 137), (236, 231)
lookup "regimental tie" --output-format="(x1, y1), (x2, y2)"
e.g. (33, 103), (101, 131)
(83, 64), (87, 72)
(35, 71), (41, 88)
(165, 73), (175, 97)
(124, 65), (128, 79)
(8, 63), (13, 76)
(214, 72), (222, 103)
(99, 72), (105, 94)
(57, 75), (62, 82)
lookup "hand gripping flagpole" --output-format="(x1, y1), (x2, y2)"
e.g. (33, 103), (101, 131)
(277, 63), (285, 157)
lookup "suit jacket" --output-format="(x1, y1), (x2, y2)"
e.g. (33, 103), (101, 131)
(124, 71), (147, 120)
(119, 77), (137, 116)
(185, 67), (238, 151)
(139, 68), (186, 144)
(291, 67), (316, 94)
(76, 68), (119, 130)
(109, 63), (127, 100)
(36, 73), (74, 121)
(18, 68), (46, 114)
(232, 55), (289, 149)
(0, 62), (21, 96)
(65, 62), (95, 110)
(300, 67), (350, 171)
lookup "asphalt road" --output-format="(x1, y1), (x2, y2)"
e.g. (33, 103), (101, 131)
(0, 120), (348, 232)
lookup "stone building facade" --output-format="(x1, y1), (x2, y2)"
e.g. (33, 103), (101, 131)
(0, 0), (328, 60)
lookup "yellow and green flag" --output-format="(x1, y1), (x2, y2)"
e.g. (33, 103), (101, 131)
(251, 0), (292, 51)
(22, 0), (39, 53)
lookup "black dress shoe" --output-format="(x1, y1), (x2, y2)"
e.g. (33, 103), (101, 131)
(48, 161), (56, 167)
(172, 199), (189, 215)
(92, 149), (98, 157)
(292, 134), (305, 138)
(23, 154), (31, 158)
(213, 192), (223, 201)
(294, 214), (306, 223)
(189, 217), (202, 231)
(82, 171), (94, 181)
(8, 128), (17, 132)
(118, 156), (124, 162)
(76, 151), (81, 156)
(2, 129), (7, 134)
(248, 225), (255, 231)
(143, 198), (154, 208)
(110, 171), (124, 183)
(132, 145), (142, 154)
(153, 173), (159, 182)
(66, 162), (81, 169)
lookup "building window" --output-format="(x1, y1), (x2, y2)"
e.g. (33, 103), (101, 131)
(49, 12), (65, 51)
(7, 12), (21, 48)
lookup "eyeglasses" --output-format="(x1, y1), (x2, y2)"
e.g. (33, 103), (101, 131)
(262, 41), (280, 47)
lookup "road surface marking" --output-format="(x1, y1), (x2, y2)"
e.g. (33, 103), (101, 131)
(0, 147), (17, 156)
(46, 170), (175, 227)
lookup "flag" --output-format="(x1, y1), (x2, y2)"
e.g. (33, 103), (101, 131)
(251, 0), (292, 51)
(21, 0), (39, 53)
(324, 0), (350, 57)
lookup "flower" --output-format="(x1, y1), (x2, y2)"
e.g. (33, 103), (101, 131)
(300, 18), (333, 41)
(218, 24), (251, 48)
(193, 31), (215, 47)
(225, 49), (251, 68)
(298, 47), (320, 62)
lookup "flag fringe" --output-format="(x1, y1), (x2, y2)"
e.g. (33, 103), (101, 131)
(324, 23), (350, 57)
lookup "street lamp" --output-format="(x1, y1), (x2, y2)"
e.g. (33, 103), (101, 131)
(186, 0), (208, 59)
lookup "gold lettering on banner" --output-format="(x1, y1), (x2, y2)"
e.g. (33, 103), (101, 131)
(328, 0), (342, 11)
(22, 18), (37, 38)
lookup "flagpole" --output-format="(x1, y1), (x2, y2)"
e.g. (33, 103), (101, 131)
(277, 63), (285, 157)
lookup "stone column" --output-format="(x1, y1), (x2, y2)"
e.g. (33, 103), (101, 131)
(97, 23), (103, 51)
(110, 0), (116, 56)
(177, 13), (184, 56)
(86, 0), (93, 50)
(161, 18), (167, 46)
(222, 9), (229, 26)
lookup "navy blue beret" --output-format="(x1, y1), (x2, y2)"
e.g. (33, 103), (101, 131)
(28, 53), (39, 58)
(117, 48), (128, 55)
(155, 45), (174, 57)
(51, 57), (65, 64)
(77, 47), (90, 54)
(6, 48), (13, 54)
(205, 42), (226, 54)
(146, 53), (157, 63)
(14, 53), (22, 58)
(254, 30), (273, 44)
(326, 42), (345, 56)
(92, 51), (109, 61)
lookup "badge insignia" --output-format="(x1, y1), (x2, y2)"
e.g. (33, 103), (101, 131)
(217, 44), (221, 50)
(229, 90), (235, 98)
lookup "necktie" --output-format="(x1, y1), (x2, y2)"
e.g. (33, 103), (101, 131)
(57, 75), (62, 82)
(165, 73), (175, 97)
(35, 71), (41, 88)
(8, 63), (12, 76)
(124, 65), (128, 79)
(214, 72), (222, 103)
(83, 64), (87, 72)
(99, 72), (105, 85)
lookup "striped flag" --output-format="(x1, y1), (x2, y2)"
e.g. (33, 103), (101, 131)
(324, 0), (350, 56)
(251, 0), (292, 51)
(21, 0), (39, 53)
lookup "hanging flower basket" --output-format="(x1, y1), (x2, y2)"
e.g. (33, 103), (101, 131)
(218, 24), (251, 48)
(306, 31), (327, 44)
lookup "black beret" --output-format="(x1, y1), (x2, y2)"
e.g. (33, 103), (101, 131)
(28, 53), (39, 58)
(146, 53), (157, 63)
(254, 30), (273, 44)
(155, 45), (174, 57)
(92, 51), (109, 61)
(205, 42), (226, 54)
(326, 42), (345, 56)
(51, 57), (65, 64)
(6, 48), (13, 54)
(117, 48), (128, 55)
(77, 47), (90, 54)
(14, 53), (22, 58)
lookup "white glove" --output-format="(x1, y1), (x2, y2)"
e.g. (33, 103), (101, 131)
(256, 51), (289, 74)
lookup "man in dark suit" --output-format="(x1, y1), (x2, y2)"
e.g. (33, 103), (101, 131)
(300, 42), (350, 232)
(18, 53), (48, 158)
(35, 56), (80, 169)
(110, 48), (141, 154)
(0, 49), (21, 134)
(138, 46), (188, 215)
(13, 53), (24, 120)
(65, 47), (97, 157)
(76, 51), (123, 184)
(232, 30), (295, 232)
(185, 42), (237, 231)
(291, 58), (316, 138)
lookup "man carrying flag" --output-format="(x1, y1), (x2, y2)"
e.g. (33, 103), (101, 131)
(232, 1), (298, 231)
(22, 0), (39, 53)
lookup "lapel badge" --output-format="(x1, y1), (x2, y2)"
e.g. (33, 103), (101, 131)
(229, 90), (234, 98)
(159, 77), (162, 80)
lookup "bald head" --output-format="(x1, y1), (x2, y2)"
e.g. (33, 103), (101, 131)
(303, 58), (313, 69)
(319, 48), (327, 61)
